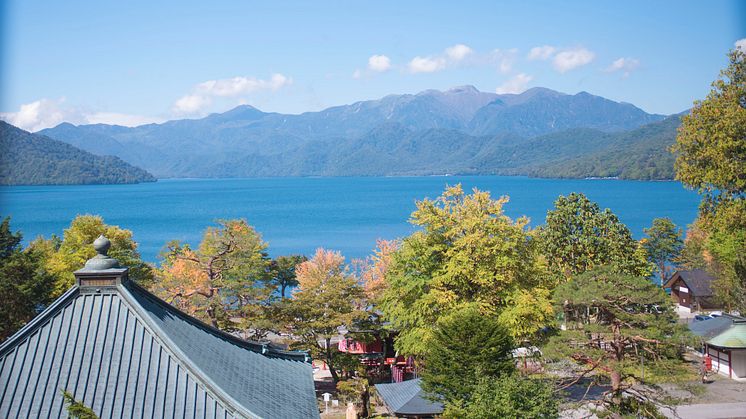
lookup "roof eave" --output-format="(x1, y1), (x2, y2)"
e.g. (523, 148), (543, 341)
(0, 286), (80, 357)
(116, 282), (261, 419)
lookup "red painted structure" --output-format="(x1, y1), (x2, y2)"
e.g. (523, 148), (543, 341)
(338, 334), (418, 382)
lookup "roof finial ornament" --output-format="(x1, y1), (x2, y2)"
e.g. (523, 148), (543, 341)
(83, 235), (120, 270)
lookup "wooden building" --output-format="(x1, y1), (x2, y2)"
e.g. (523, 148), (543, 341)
(0, 236), (319, 418)
(664, 269), (719, 312)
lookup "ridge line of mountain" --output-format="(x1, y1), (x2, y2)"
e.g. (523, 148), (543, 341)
(30, 86), (680, 181)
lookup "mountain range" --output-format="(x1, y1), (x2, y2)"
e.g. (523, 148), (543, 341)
(0, 121), (156, 185)
(35, 86), (681, 180)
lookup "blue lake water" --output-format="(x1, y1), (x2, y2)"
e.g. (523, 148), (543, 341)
(0, 177), (701, 263)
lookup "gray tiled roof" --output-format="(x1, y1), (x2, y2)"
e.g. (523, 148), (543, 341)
(374, 379), (443, 416)
(665, 269), (714, 297)
(689, 316), (736, 340)
(0, 280), (319, 418)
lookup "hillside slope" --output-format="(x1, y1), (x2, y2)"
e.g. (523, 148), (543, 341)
(0, 121), (156, 185)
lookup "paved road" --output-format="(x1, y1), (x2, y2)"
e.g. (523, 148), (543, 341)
(662, 402), (746, 419)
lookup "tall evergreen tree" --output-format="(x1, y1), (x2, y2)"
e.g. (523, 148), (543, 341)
(420, 306), (515, 404)
(642, 217), (684, 286)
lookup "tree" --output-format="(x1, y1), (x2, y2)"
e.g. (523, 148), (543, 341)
(545, 266), (692, 416)
(443, 375), (559, 419)
(672, 47), (745, 206)
(671, 47), (746, 313)
(703, 200), (746, 312)
(37, 215), (154, 297)
(541, 192), (651, 279)
(279, 248), (366, 383)
(380, 185), (553, 356)
(420, 307), (515, 405)
(155, 219), (271, 332)
(357, 239), (397, 304)
(61, 390), (99, 419)
(642, 217), (684, 286)
(268, 254), (306, 299)
(0, 217), (55, 342)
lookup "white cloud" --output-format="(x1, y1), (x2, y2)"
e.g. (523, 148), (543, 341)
(736, 38), (746, 52)
(408, 56), (446, 73)
(552, 47), (595, 73)
(445, 44), (474, 61)
(86, 112), (163, 126)
(367, 54), (392, 72)
(408, 44), (474, 74)
(605, 57), (640, 77)
(172, 94), (212, 115)
(491, 48), (519, 74)
(0, 98), (77, 132)
(172, 73), (292, 115)
(495, 73), (533, 94)
(195, 74), (291, 97)
(0, 98), (164, 132)
(527, 45), (556, 60)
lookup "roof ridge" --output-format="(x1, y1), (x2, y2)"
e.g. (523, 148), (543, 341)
(123, 281), (310, 362)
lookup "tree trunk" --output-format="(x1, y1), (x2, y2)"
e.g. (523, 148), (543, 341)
(360, 384), (369, 418)
(610, 322), (624, 406)
(281, 283), (287, 300)
(207, 306), (219, 329)
(326, 337), (340, 383)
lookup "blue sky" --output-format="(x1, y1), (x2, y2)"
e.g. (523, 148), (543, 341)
(1, 0), (744, 131)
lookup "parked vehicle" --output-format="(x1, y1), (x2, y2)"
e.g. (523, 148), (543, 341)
(694, 314), (713, 322)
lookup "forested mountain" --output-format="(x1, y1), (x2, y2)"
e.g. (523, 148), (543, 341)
(0, 122), (156, 185)
(38, 86), (674, 179)
(525, 114), (682, 180)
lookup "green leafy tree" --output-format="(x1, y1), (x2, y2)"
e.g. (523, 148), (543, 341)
(279, 248), (366, 383)
(380, 185), (553, 356)
(703, 200), (746, 312)
(671, 47), (746, 313)
(0, 217), (55, 341)
(37, 215), (154, 297)
(642, 217), (684, 286)
(545, 266), (692, 417)
(420, 306), (515, 405)
(155, 219), (271, 332)
(672, 47), (746, 206)
(269, 254), (307, 299)
(541, 192), (651, 279)
(443, 375), (559, 419)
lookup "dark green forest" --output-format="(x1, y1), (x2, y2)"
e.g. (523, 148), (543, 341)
(0, 121), (156, 185)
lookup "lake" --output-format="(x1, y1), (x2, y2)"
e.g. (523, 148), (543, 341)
(0, 176), (701, 263)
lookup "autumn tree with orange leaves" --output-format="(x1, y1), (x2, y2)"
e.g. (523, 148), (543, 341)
(154, 219), (272, 334)
(279, 248), (366, 383)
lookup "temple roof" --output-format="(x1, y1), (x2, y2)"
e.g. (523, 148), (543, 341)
(0, 238), (318, 418)
(690, 314), (746, 349)
(374, 379), (443, 417)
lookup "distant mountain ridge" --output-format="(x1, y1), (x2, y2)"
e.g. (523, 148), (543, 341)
(0, 121), (156, 185)
(38, 86), (674, 179)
